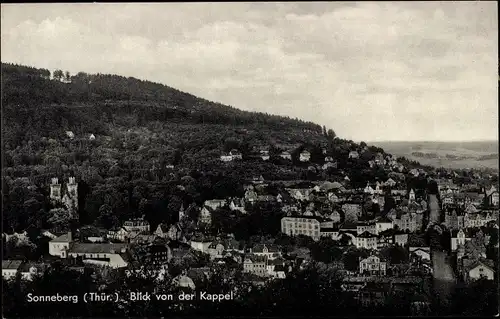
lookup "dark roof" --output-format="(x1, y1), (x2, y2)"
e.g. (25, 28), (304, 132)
(274, 265), (287, 272)
(51, 233), (72, 242)
(244, 254), (267, 263)
(69, 243), (128, 254)
(463, 258), (495, 272)
(377, 216), (393, 223)
(2, 260), (22, 270)
(320, 227), (340, 232)
(358, 231), (377, 238)
(252, 244), (280, 253)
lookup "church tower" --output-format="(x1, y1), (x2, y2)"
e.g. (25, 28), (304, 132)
(409, 189), (416, 203)
(63, 177), (78, 218)
(50, 178), (62, 203)
(178, 204), (185, 222)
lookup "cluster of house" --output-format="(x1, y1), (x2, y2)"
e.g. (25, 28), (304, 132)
(65, 130), (95, 140)
(2, 260), (47, 281)
(450, 228), (497, 283)
(218, 147), (406, 175)
(279, 185), (426, 248)
(3, 156), (498, 299)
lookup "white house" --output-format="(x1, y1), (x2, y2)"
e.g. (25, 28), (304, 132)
(108, 227), (129, 242)
(359, 255), (387, 276)
(65, 131), (75, 139)
(220, 155), (233, 162)
(355, 232), (378, 250)
(463, 259), (495, 282)
(190, 236), (213, 253)
(204, 199), (226, 210)
(409, 189), (416, 202)
(89, 134), (96, 140)
(375, 218), (393, 234)
(199, 207), (213, 225)
(260, 150), (270, 161)
(280, 151), (292, 160)
(348, 151), (359, 159)
(299, 151), (311, 162)
(281, 216), (321, 241)
(49, 232), (72, 257)
(229, 149), (243, 160)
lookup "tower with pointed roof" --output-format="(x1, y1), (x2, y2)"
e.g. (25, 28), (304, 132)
(409, 189), (416, 203)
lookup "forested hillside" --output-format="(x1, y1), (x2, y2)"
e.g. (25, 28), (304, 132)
(2, 62), (427, 234)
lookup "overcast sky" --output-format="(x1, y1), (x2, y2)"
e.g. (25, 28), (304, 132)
(1, 2), (498, 142)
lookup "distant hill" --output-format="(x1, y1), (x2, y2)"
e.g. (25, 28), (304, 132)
(373, 141), (499, 171)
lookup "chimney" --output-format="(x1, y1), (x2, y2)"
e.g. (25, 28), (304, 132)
(68, 231), (72, 242)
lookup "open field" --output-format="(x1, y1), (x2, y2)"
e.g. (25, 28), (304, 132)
(372, 141), (498, 170)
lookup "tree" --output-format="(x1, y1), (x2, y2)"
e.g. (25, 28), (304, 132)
(47, 208), (72, 230)
(381, 246), (409, 264)
(326, 129), (336, 141)
(309, 238), (343, 263)
(53, 69), (64, 81)
(96, 204), (119, 229)
(64, 71), (71, 82)
(342, 248), (369, 271)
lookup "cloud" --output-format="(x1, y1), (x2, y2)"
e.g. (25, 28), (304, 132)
(1, 2), (497, 142)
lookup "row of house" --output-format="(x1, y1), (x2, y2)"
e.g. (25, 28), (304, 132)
(2, 260), (45, 281)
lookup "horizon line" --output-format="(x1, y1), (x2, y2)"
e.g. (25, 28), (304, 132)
(367, 140), (499, 143)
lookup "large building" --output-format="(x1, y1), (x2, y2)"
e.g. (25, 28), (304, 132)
(66, 243), (129, 268)
(281, 216), (321, 241)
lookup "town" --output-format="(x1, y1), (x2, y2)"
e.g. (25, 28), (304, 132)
(3, 142), (499, 316)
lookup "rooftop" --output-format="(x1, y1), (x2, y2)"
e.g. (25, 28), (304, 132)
(2, 260), (22, 270)
(51, 233), (72, 243)
(68, 243), (128, 254)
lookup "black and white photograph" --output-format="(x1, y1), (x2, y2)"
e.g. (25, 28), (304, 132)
(1, 2), (498, 317)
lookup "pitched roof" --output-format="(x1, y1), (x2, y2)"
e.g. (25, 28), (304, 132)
(409, 247), (431, 254)
(244, 254), (267, 263)
(51, 233), (72, 243)
(358, 231), (378, 238)
(463, 258), (495, 272)
(156, 223), (169, 233)
(253, 244), (280, 253)
(68, 243), (128, 254)
(2, 260), (22, 270)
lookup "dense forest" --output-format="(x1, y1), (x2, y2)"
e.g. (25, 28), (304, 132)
(2, 62), (436, 235)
